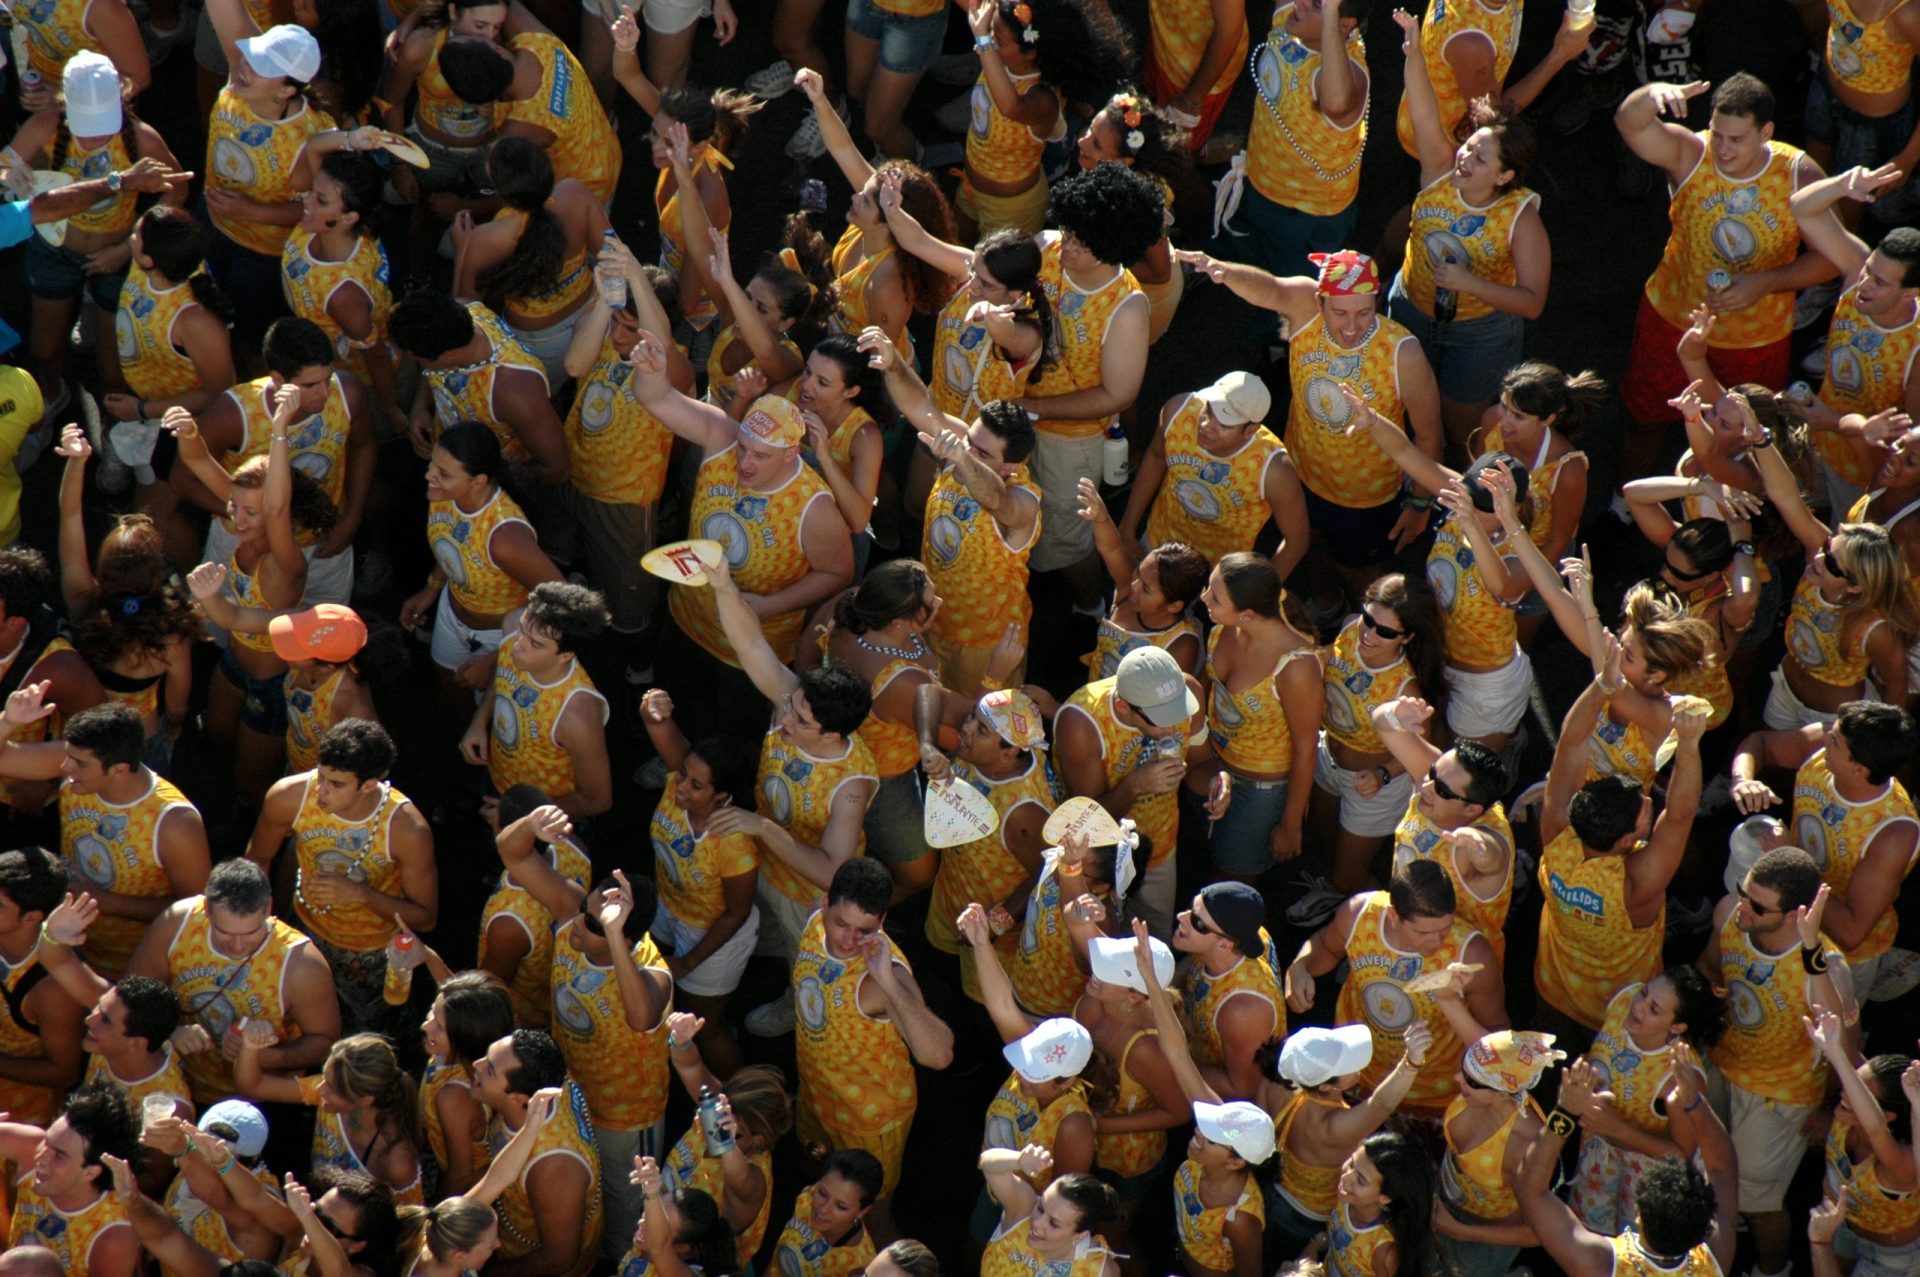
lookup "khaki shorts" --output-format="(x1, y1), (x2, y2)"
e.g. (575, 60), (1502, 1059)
(1707, 1066), (1818, 1212)
(1029, 431), (1105, 572)
(565, 487), (655, 634)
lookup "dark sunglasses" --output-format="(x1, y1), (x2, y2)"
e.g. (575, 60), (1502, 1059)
(578, 911), (607, 938)
(1664, 555), (1715, 583)
(1427, 764), (1462, 804)
(1735, 883), (1783, 916)
(1187, 911), (1215, 936)
(320, 1212), (361, 1243)
(1819, 538), (1857, 585)
(1360, 611), (1407, 641)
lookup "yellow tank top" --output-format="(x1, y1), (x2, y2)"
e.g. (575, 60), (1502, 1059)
(1333, 891), (1477, 1113)
(487, 644), (607, 801)
(1828, 0), (1918, 93)
(924, 464), (1040, 649)
(845, 655), (932, 779)
(1645, 140), (1807, 349)
(425, 302), (548, 461)
(1286, 313), (1413, 508)
(419, 1055), (489, 1186)
(1060, 677), (1184, 866)
(1182, 926), (1285, 1067)
(1587, 984), (1677, 1138)
(1174, 1159), (1264, 1270)
(982, 1219), (1111, 1277)
(967, 70), (1049, 186)
(1828, 1116), (1920, 1237)
(282, 227), (394, 383)
(829, 225), (910, 352)
(61, 771), (193, 977)
(115, 261), (205, 401)
(1667, 586), (1735, 729)
(1206, 630), (1313, 775)
(1786, 573), (1880, 688)
(566, 333), (677, 506)
(225, 373), (354, 511)
(1086, 613), (1201, 681)
(1816, 286), (1920, 488)
(225, 545), (280, 656)
(1323, 618), (1413, 753)
(707, 326), (805, 408)
(873, 0), (938, 16)
(427, 486), (537, 618)
(652, 777), (761, 930)
(1442, 1094), (1540, 1220)
(1275, 1091), (1344, 1219)
(167, 903), (307, 1105)
(492, 208), (591, 323)
(662, 1122), (777, 1264)
(1482, 425), (1584, 552)
(301, 1074), (425, 1206)
(162, 1163), (277, 1277)
(1403, 176), (1537, 322)
(0, 951), (55, 1126)
(1793, 747), (1917, 961)
(669, 449), (834, 666)
(290, 775), (410, 954)
(775, 1188), (879, 1277)
(1586, 709), (1658, 788)
(930, 285), (1035, 421)
(504, 33), (619, 204)
(1325, 1199), (1390, 1277)
(793, 911), (917, 1135)
(85, 1049), (192, 1117)
(927, 751), (1056, 954)
(550, 929), (671, 1131)
(1608, 1232), (1722, 1277)
(19, 0), (96, 79)
(983, 1076), (1091, 1185)
(207, 87), (331, 256)
(1151, 0), (1249, 97)
(756, 727), (877, 905)
(656, 147), (730, 328)
(490, 1078), (603, 1276)
(1248, 9), (1368, 216)
(416, 29), (505, 140)
(1536, 826), (1664, 1031)
(1393, 0), (1521, 156)
(7, 1180), (130, 1273)
(1392, 794), (1513, 962)
(1712, 911), (1839, 1105)
(58, 130), (138, 237)
(1146, 397), (1288, 563)
(1093, 1027), (1167, 1178)
(285, 666), (346, 775)
(1028, 241), (1143, 440)
(1004, 866), (1096, 1019)
(1427, 515), (1518, 667)
(478, 836), (594, 1029)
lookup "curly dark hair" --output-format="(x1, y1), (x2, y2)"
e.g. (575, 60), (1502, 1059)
(875, 161), (959, 314)
(1047, 162), (1164, 267)
(478, 138), (567, 305)
(1002, 0), (1135, 109)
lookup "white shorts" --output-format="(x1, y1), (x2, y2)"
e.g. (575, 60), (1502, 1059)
(510, 309), (585, 387)
(1313, 735), (1416, 838)
(430, 589), (506, 672)
(1762, 665), (1849, 731)
(1028, 431), (1106, 572)
(1443, 653), (1532, 740)
(753, 879), (816, 963)
(203, 522), (354, 635)
(1706, 1066), (1818, 1213)
(651, 905), (761, 997)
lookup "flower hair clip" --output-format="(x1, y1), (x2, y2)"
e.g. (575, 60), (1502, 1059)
(1126, 128), (1145, 150)
(1010, 2), (1038, 42)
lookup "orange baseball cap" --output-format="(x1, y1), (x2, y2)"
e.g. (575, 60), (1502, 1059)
(269, 604), (368, 664)
(737, 395), (807, 448)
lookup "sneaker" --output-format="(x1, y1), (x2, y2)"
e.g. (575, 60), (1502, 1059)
(140, 4), (197, 65)
(745, 993), (797, 1036)
(82, 391), (131, 493)
(919, 140), (964, 168)
(744, 60), (797, 99)
(785, 105), (831, 160)
(1794, 279), (1842, 331)
(69, 306), (95, 351)
(931, 51), (981, 86)
(1285, 874), (1346, 928)
(935, 92), (973, 135)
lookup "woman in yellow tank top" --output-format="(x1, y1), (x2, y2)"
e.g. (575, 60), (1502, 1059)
(773, 1150), (885, 1277)
(1808, 1007), (1920, 1256)
(1748, 399), (1920, 725)
(236, 1029), (426, 1207)
(1435, 1031), (1557, 1277)
(450, 137), (607, 385)
(1081, 494), (1208, 677)
(110, 206), (238, 451)
(618, 1170), (749, 1277)
(1079, 95), (1193, 344)
(1195, 553), (1322, 876)
(1316, 1132), (1437, 1277)
(655, 1031), (790, 1266)
(792, 334), (894, 560)
(419, 970), (514, 1198)
(981, 1146), (1122, 1277)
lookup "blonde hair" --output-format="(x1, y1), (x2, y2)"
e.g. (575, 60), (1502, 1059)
(720, 1064), (794, 1144)
(397, 1195), (498, 1260)
(325, 1034), (424, 1163)
(1835, 522), (1920, 648)
(1621, 583), (1718, 683)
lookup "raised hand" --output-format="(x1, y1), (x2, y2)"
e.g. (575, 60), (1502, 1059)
(611, 4), (640, 51)
(1795, 882), (1831, 951)
(530, 804), (573, 846)
(793, 67), (826, 101)
(4, 681), (57, 730)
(55, 423), (91, 461)
(1647, 80), (1710, 118)
(1402, 1021), (1433, 1067)
(641, 689), (674, 723)
(956, 901), (993, 948)
(42, 891), (99, 947)
(1841, 162), (1904, 203)
(186, 562), (228, 600)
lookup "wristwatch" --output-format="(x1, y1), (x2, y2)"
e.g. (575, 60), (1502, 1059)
(1732, 540), (1756, 557)
(106, 170), (123, 192)
(1374, 766), (1392, 786)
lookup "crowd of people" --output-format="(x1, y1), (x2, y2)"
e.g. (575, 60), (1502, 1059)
(0, 0), (1914, 1273)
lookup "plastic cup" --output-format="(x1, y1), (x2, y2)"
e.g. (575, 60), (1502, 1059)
(1568, 0), (1596, 28)
(142, 1092), (176, 1133)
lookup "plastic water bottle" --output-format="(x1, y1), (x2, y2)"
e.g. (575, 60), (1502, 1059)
(1432, 285), (1458, 329)
(601, 230), (627, 310)
(383, 933), (417, 1006)
(698, 1085), (735, 1154)
(1103, 419), (1129, 486)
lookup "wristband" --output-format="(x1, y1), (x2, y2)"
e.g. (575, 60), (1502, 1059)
(1403, 494), (1435, 512)
(138, 400), (150, 420)
(1802, 946), (1830, 974)
(974, 33), (995, 49)
(1374, 766), (1392, 786)
(1545, 1107), (1578, 1138)
(1683, 1094), (1703, 1113)
(978, 672), (1007, 692)
(38, 923), (65, 948)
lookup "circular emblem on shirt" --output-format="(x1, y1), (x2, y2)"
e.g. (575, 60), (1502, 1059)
(761, 775), (794, 825)
(211, 138), (259, 188)
(1830, 39), (1864, 79)
(969, 85), (993, 139)
(555, 983), (594, 1035)
(942, 343), (977, 398)
(580, 380), (619, 434)
(654, 836), (687, 887)
(796, 974), (828, 1032)
(1794, 813), (1829, 869)
(1361, 980), (1414, 1031)
(776, 1243), (808, 1277)
(1830, 344), (1866, 396)
(1173, 479), (1221, 523)
(74, 834), (116, 887)
(492, 696), (521, 751)
(1427, 557), (1461, 610)
(1726, 978), (1764, 1030)
(1710, 218), (1758, 266)
(313, 850), (369, 883)
(193, 989), (242, 1042)
(114, 309), (140, 362)
(1324, 690), (1359, 737)
(432, 536), (470, 588)
(1423, 230), (1469, 270)
(1212, 690), (1244, 730)
(1254, 43), (1283, 100)
(1786, 615), (1825, 669)
(291, 451), (334, 485)
(929, 513), (965, 565)
(702, 512), (752, 568)
(1304, 376), (1352, 430)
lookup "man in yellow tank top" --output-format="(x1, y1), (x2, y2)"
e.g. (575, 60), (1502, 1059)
(0, 1084), (140, 1277)
(481, 787), (594, 1030)
(245, 719), (436, 1034)
(1534, 678), (1707, 1032)
(1805, 0), (1920, 231)
(73, 976), (193, 1129)
(1147, 0), (1247, 147)
(0, 699), (208, 981)
(1171, 882), (1283, 1099)
(1617, 73), (1835, 476)
(471, 1029), (604, 1277)
(1728, 700), (1920, 997)
(1695, 847), (1854, 1277)
(1790, 168), (1920, 505)
(435, 22), (621, 204)
(464, 583), (614, 819)
(128, 858), (340, 1107)
(0, 847), (88, 1129)
(379, 9), (508, 257)
(1120, 372), (1310, 578)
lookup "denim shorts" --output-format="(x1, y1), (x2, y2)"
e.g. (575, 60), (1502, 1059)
(1208, 772), (1289, 876)
(865, 768), (932, 864)
(24, 236), (127, 309)
(218, 645), (289, 735)
(1388, 271), (1525, 406)
(1835, 1223), (1920, 1277)
(1301, 488), (1403, 568)
(1209, 182), (1357, 286)
(203, 227), (292, 345)
(845, 0), (948, 76)
(1806, 75), (1920, 225)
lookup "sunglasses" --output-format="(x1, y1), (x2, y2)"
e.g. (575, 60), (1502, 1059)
(1735, 883), (1783, 916)
(1360, 611), (1407, 641)
(320, 1212), (361, 1243)
(1427, 764), (1462, 804)
(1188, 912), (1215, 936)
(1664, 555), (1715, 583)
(1819, 538), (1856, 586)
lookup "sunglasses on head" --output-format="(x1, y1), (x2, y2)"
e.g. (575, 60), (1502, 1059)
(1360, 611), (1407, 641)
(1819, 538), (1857, 586)
(1427, 764), (1462, 804)
(1664, 554), (1715, 582)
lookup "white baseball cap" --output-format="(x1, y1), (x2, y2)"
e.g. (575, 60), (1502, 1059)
(1003, 1018), (1094, 1083)
(1088, 934), (1174, 995)
(1278, 1024), (1375, 1087)
(1194, 1100), (1276, 1164)
(1197, 371), (1270, 428)
(199, 1099), (269, 1158)
(237, 24), (322, 82)
(63, 51), (122, 137)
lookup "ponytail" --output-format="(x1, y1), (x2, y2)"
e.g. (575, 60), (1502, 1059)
(476, 137), (566, 303)
(1499, 361), (1609, 440)
(659, 83), (764, 157)
(781, 212), (841, 332)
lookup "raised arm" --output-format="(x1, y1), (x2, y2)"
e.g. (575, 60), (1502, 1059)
(793, 68), (871, 192)
(1744, 399), (1830, 551)
(706, 556), (803, 704)
(1341, 382), (1455, 496)
(1789, 164), (1898, 278)
(624, 330), (743, 454)
(1615, 79), (1709, 182)
(1513, 1060), (1617, 1277)
(1393, 11), (1455, 185)
(956, 904), (1041, 1044)
(878, 177), (973, 280)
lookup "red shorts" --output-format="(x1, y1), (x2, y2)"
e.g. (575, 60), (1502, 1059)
(1621, 293), (1792, 425)
(1146, 50), (1232, 151)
